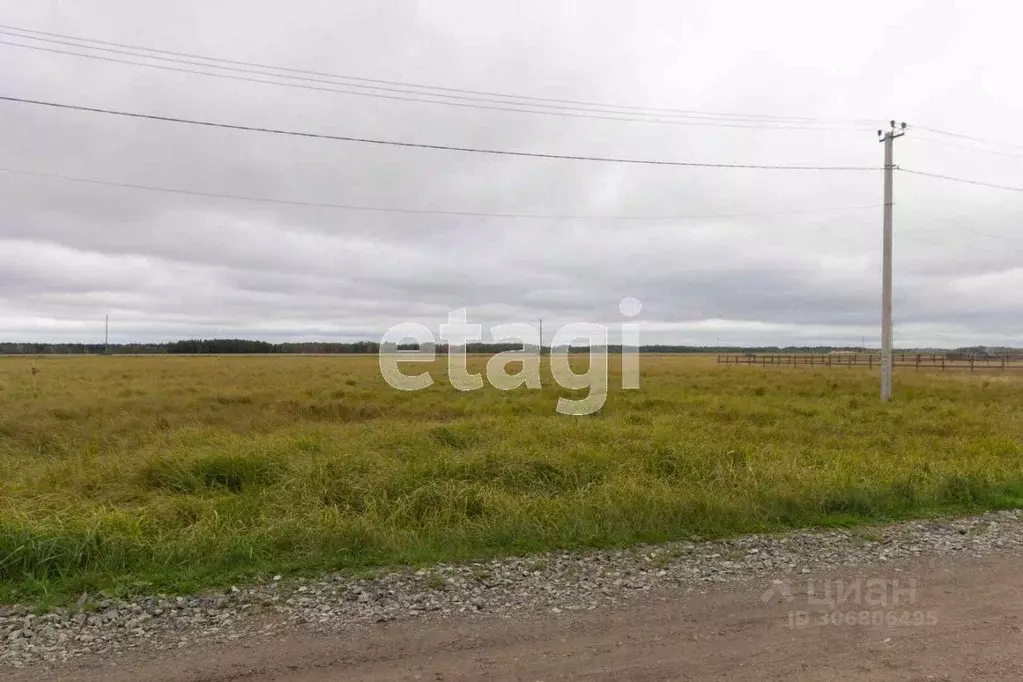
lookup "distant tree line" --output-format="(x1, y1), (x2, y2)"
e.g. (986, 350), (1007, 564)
(0, 340), (381, 355)
(0, 343), (167, 355)
(944, 346), (1021, 360)
(1, 340), (1018, 356)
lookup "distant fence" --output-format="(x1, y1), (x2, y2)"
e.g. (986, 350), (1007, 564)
(716, 352), (1023, 372)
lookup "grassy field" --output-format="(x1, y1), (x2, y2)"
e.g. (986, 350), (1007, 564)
(1, 354), (1022, 605)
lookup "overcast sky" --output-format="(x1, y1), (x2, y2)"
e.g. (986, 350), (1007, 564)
(1, 0), (1021, 347)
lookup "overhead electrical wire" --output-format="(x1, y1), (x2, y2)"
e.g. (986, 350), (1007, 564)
(7, 165), (1014, 248)
(0, 95), (881, 171)
(0, 24), (880, 131)
(909, 125), (1023, 153)
(898, 167), (1023, 194)
(896, 205), (1023, 242)
(0, 166), (879, 221)
(898, 222), (1023, 252)
(7, 28), (1020, 228)
(0, 24), (876, 125)
(906, 133), (1023, 160)
(0, 39), (867, 131)
(933, 225), (1022, 244)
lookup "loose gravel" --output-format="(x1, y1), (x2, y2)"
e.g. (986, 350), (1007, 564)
(4, 509), (1023, 669)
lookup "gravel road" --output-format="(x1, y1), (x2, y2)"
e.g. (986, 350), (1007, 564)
(4, 509), (1023, 680)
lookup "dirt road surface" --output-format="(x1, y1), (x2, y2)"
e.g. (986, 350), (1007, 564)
(14, 552), (1023, 681)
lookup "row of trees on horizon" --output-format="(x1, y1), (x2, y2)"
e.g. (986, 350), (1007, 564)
(0, 340), (1018, 356)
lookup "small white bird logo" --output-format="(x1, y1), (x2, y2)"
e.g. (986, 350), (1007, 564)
(761, 579), (794, 604)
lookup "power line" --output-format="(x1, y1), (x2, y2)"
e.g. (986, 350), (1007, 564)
(0, 166), (880, 221)
(900, 219), (1023, 245)
(0, 32), (823, 124)
(944, 224), (1023, 244)
(907, 133), (1023, 160)
(902, 232), (1023, 261)
(0, 23), (878, 129)
(0, 38), (871, 131)
(22, 162), (1013, 247)
(0, 23), (861, 122)
(900, 226), (1023, 256)
(898, 167), (1023, 194)
(896, 207), (1023, 245)
(0, 95), (881, 171)
(909, 125), (1023, 152)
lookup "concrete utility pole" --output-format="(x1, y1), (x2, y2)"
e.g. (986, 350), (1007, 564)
(105, 314), (109, 355)
(879, 121), (906, 402)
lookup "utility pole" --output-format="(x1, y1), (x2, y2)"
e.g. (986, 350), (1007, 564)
(104, 314), (109, 355)
(538, 318), (543, 355)
(879, 121), (906, 402)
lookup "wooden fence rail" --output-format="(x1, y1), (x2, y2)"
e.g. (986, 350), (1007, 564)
(716, 353), (1023, 372)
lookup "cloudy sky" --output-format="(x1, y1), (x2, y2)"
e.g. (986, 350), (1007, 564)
(1, 0), (1021, 347)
